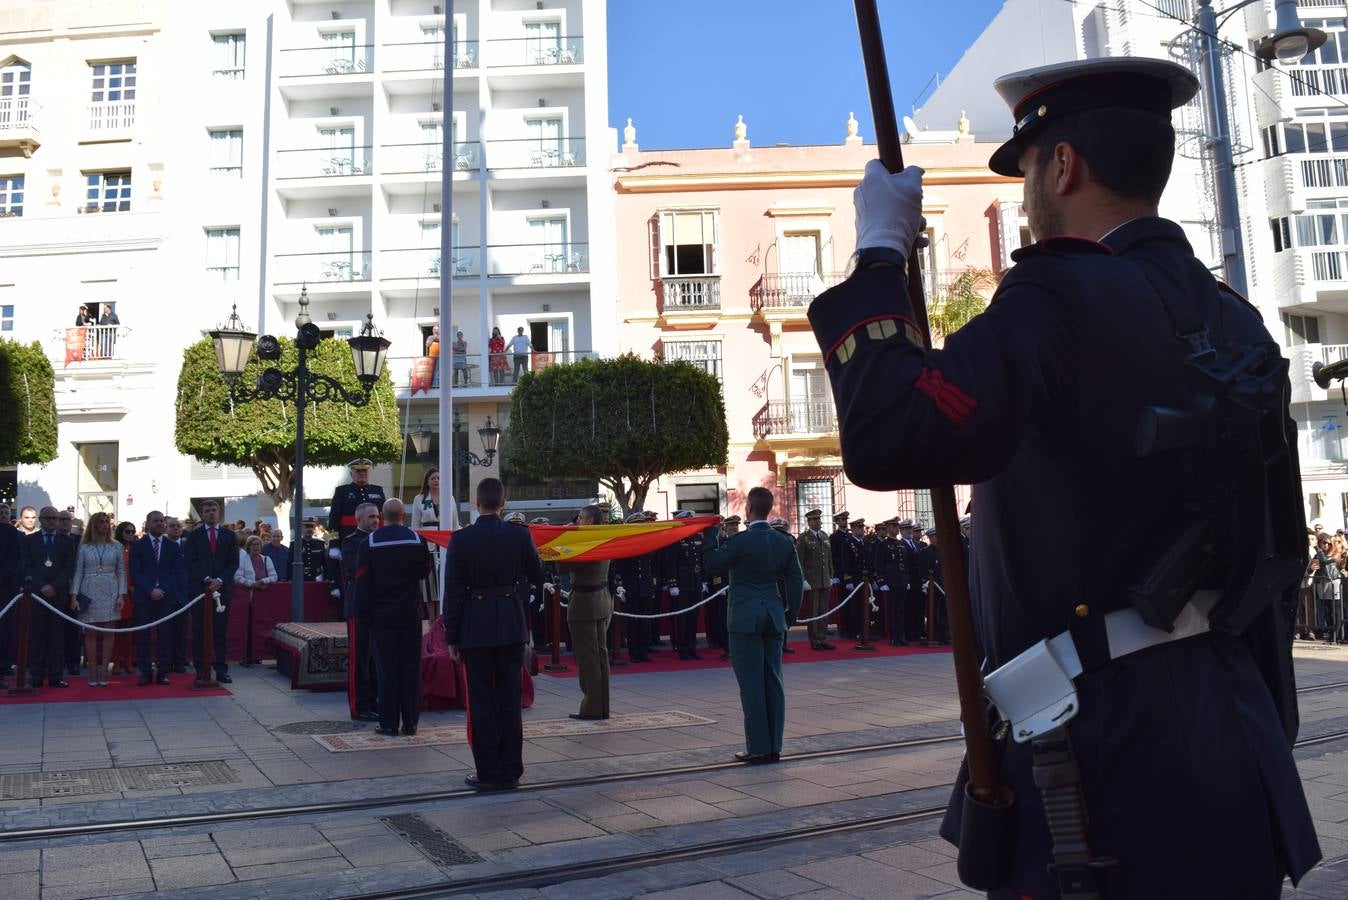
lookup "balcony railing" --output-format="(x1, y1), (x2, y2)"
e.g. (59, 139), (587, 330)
(486, 36), (584, 67)
(381, 40), (479, 72)
(485, 137), (586, 169)
(1289, 64), (1348, 97)
(275, 146), (372, 179)
(662, 276), (721, 310)
(0, 97), (35, 131)
(273, 250), (371, 285)
(278, 45), (372, 78)
(87, 101), (135, 132)
(1310, 249), (1348, 282)
(487, 242), (588, 276)
(752, 400), (838, 439)
(751, 272), (846, 310)
(394, 349), (597, 391)
(58, 325), (126, 364)
(1300, 155), (1348, 190)
(380, 246), (479, 278)
(379, 141), (479, 174)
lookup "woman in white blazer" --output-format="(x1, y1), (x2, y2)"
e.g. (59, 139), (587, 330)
(235, 535), (279, 588)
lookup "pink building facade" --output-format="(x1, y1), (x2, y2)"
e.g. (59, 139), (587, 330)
(610, 120), (1027, 529)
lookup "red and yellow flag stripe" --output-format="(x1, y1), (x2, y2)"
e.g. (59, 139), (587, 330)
(419, 514), (721, 562)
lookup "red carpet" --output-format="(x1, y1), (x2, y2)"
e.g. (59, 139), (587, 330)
(0, 673), (231, 704)
(540, 638), (950, 678)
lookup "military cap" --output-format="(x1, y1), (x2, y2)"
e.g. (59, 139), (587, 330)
(850, 518), (866, 528)
(347, 457), (373, 471)
(896, 518), (913, 529)
(303, 517), (319, 527)
(723, 514), (742, 525)
(767, 516), (789, 530)
(805, 508), (823, 520)
(672, 509), (696, 519)
(624, 511), (647, 524)
(504, 511), (528, 525)
(988, 57), (1200, 177)
(832, 511), (849, 522)
(530, 516), (551, 525)
(644, 511), (660, 521)
(925, 526), (938, 537)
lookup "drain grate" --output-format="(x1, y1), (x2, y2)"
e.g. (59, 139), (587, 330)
(381, 814), (482, 868)
(273, 720), (366, 735)
(0, 761), (238, 800)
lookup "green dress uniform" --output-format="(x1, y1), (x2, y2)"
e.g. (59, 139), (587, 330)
(703, 520), (804, 758)
(795, 520), (833, 647)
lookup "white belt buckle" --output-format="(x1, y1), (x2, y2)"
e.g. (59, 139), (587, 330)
(984, 631), (1083, 744)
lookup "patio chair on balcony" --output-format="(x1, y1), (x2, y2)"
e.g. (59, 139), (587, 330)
(323, 157), (354, 176)
(322, 259), (354, 281)
(558, 45), (577, 63)
(454, 146), (475, 170)
(560, 148), (579, 166)
(452, 256), (471, 276)
(567, 250), (586, 272)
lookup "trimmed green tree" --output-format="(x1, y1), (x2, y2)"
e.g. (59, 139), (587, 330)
(0, 339), (58, 466)
(505, 354), (729, 518)
(174, 336), (401, 515)
(929, 268), (995, 341)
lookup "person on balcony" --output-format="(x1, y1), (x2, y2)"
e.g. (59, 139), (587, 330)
(507, 327), (533, 383)
(74, 305), (94, 326)
(452, 331), (469, 385)
(488, 326), (508, 386)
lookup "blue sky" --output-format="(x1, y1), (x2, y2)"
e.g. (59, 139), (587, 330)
(607, 0), (1005, 151)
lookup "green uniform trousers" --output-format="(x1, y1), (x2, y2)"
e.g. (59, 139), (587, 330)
(728, 623), (786, 756)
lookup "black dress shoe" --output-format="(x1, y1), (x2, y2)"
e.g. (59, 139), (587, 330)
(353, 710), (381, 722)
(172, 664), (186, 674)
(464, 775), (500, 791)
(156, 673), (171, 685)
(569, 713), (604, 720)
(216, 673), (233, 684)
(138, 673), (153, 686)
(375, 727), (400, 737)
(782, 646), (796, 654)
(403, 727), (417, 737)
(734, 751), (771, 764)
(688, 651), (702, 660)
(48, 679), (70, 688)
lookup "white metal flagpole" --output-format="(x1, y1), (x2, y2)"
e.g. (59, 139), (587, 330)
(437, 2), (459, 530)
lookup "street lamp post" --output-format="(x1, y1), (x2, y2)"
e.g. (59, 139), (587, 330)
(1193, 0), (1324, 296)
(209, 288), (391, 623)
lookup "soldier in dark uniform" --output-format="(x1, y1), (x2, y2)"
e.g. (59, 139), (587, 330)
(807, 56), (1319, 898)
(768, 517), (797, 653)
(339, 502), (380, 721)
(328, 458), (387, 544)
(616, 512), (658, 662)
(873, 519), (909, 645)
(828, 511), (852, 637)
(667, 510), (705, 660)
(355, 499), (431, 737)
(444, 478), (544, 790)
(705, 515), (738, 658)
(526, 517), (551, 649)
(896, 519), (926, 643)
(839, 517), (867, 639)
(921, 526), (949, 644)
(298, 519), (327, 582)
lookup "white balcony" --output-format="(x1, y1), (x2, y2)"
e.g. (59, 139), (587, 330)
(1272, 248), (1348, 310)
(0, 97), (39, 156)
(85, 101), (134, 138)
(1253, 67), (1287, 127)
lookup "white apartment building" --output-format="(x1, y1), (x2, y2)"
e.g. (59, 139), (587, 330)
(916, 0), (1348, 528)
(1, 0), (613, 526)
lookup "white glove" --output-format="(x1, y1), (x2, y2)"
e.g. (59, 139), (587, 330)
(854, 159), (925, 256)
(330, 588), (340, 598)
(543, 582), (555, 595)
(529, 594), (536, 605)
(328, 548), (341, 560)
(670, 586), (680, 598)
(702, 582), (708, 592)
(616, 586), (626, 600)
(830, 577), (840, 586)
(802, 580), (811, 591)
(880, 584), (890, 592)
(316, 574), (324, 582)
(921, 581), (930, 592)
(845, 582), (854, 591)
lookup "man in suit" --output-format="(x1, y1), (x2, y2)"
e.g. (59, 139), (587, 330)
(355, 499), (431, 737)
(164, 517), (188, 673)
(128, 510), (184, 684)
(795, 509), (834, 650)
(0, 514), (19, 689)
(182, 500), (238, 683)
(340, 502), (381, 722)
(562, 504), (612, 719)
(17, 506), (77, 688)
(443, 478), (544, 790)
(703, 486), (803, 764)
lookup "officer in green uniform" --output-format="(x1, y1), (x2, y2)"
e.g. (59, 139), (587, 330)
(703, 487), (803, 764)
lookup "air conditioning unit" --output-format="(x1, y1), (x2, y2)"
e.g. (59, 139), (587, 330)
(433, 203), (441, 212)
(327, 207), (339, 216)
(329, 106), (340, 116)
(431, 102), (441, 112)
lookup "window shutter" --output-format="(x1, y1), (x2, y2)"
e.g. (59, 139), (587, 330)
(648, 213), (661, 280)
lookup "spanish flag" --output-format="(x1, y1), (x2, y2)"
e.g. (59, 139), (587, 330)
(419, 515), (721, 562)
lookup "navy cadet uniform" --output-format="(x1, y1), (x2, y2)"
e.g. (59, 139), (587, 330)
(807, 57), (1320, 899)
(769, 518), (797, 653)
(666, 510), (705, 660)
(340, 526), (378, 721)
(705, 515), (739, 656)
(328, 458), (387, 544)
(443, 510), (544, 789)
(873, 520), (909, 645)
(616, 513), (659, 662)
(840, 519), (867, 639)
(355, 522), (431, 735)
(827, 512), (851, 637)
(896, 520), (926, 642)
(526, 517), (552, 649)
(921, 526), (949, 644)
(298, 521), (327, 582)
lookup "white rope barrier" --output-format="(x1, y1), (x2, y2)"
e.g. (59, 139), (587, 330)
(0, 593), (19, 622)
(25, 593), (208, 634)
(796, 582), (866, 624)
(613, 585), (728, 620)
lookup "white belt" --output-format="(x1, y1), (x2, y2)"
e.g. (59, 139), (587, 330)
(984, 590), (1220, 744)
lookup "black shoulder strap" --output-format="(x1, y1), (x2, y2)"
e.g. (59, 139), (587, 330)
(1119, 253), (1223, 361)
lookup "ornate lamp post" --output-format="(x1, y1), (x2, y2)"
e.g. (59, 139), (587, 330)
(209, 288), (391, 622)
(452, 411), (501, 466)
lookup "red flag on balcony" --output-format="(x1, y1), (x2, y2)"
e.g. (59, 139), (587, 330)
(64, 327), (86, 366)
(419, 515), (722, 562)
(409, 356), (436, 395)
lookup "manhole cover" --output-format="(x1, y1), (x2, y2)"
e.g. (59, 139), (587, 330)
(381, 814), (482, 868)
(0, 761), (237, 800)
(273, 721), (364, 735)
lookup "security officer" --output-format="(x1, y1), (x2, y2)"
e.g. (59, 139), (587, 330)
(795, 509), (834, 650)
(705, 514), (739, 658)
(443, 478), (544, 790)
(667, 510), (705, 660)
(328, 458), (387, 543)
(807, 56), (1319, 898)
(873, 519), (909, 646)
(298, 519), (327, 582)
(828, 511), (852, 637)
(768, 517), (797, 653)
(616, 512), (659, 662)
(340, 502), (380, 722)
(355, 498), (431, 737)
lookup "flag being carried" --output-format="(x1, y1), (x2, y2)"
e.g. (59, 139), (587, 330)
(419, 514), (721, 562)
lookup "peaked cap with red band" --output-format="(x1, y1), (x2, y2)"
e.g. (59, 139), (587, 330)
(988, 57), (1200, 177)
